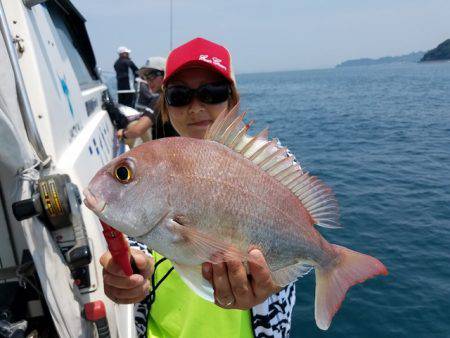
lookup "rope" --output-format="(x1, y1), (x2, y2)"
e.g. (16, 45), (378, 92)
(149, 258), (174, 306)
(18, 156), (51, 182)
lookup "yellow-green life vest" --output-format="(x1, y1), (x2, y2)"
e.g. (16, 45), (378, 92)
(147, 252), (254, 338)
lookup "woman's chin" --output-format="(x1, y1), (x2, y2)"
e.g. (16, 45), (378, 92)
(189, 131), (207, 139)
(187, 124), (211, 138)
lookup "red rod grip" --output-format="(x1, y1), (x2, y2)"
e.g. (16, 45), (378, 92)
(100, 220), (133, 276)
(84, 300), (106, 321)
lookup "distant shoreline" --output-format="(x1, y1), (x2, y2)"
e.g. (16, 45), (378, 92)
(420, 39), (450, 62)
(419, 59), (450, 64)
(336, 39), (450, 68)
(102, 61), (450, 80)
(336, 51), (424, 68)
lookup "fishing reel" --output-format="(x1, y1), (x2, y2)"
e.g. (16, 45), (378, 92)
(12, 175), (111, 337)
(12, 174), (92, 284)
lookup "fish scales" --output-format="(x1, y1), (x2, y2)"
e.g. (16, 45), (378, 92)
(161, 138), (331, 267)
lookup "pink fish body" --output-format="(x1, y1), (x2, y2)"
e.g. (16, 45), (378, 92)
(84, 106), (387, 330)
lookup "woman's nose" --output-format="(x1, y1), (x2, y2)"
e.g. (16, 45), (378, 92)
(187, 96), (205, 115)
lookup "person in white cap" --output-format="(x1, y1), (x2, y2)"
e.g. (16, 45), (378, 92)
(118, 56), (177, 145)
(134, 57), (166, 113)
(114, 46), (139, 107)
(139, 56), (166, 94)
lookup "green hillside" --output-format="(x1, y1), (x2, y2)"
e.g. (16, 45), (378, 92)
(421, 39), (450, 62)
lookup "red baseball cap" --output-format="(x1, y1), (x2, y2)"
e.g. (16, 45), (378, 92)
(163, 37), (235, 85)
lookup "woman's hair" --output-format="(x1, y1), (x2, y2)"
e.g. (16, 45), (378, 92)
(157, 80), (240, 124)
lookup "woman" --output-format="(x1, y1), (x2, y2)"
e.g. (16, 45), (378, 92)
(100, 37), (296, 338)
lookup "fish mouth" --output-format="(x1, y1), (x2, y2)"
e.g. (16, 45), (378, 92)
(83, 188), (106, 215)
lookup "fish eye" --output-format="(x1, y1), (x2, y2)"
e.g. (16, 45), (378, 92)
(114, 161), (134, 183)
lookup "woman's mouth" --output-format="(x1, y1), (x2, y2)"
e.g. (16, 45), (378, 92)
(188, 120), (213, 128)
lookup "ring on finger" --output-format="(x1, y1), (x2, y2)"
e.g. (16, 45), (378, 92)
(225, 298), (235, 307)
(217, 296), (235, 307)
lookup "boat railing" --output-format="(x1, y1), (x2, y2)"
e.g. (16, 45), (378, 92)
(0, 1), (50, 164)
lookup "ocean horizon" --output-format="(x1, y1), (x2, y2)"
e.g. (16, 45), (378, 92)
(102, 58), (450, 80)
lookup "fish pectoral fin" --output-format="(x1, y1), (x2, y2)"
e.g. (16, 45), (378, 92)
(167, 217), (250, 264)
(271, 262), (313, 286)
(172, 262), (214, 302)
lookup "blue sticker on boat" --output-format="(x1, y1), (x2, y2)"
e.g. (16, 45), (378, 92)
(60, 77), (74, 117)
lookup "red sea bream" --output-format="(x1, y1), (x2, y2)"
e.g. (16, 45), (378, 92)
(84, 105), (387, 330)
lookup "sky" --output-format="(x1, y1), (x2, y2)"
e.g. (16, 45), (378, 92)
(72, 0), (450, 74)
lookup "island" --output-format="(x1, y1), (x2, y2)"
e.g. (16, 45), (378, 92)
(420, 39), (450, 62)
(336, 51), (425, 68)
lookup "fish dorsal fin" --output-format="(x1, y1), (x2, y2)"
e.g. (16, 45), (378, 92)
(205, 103), (341, 229)
(205, 103), (303, 180)
(292, 172), (341, 228)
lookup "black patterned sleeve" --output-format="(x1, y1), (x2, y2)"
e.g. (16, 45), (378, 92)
(128, 237), (152, 338)
(251, 283), (296, 338)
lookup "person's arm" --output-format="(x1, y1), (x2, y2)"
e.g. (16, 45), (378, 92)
(129, 60), (139, 77)
(139, 83), (155, 102)
(251, 283), (296, 337)
(118, 115), (152, 139)
(202, 249), (282, 310)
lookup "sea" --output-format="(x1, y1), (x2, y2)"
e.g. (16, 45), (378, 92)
(236, 62), (450, 338)
(107, 62), (450, 338)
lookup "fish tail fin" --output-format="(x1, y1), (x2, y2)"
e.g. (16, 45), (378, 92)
(314, 244), (388, 330)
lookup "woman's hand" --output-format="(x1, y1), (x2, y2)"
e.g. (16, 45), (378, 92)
(201, 249), (281, 310)
(100, 248), (154, 304)
(117, 129), (125, 140)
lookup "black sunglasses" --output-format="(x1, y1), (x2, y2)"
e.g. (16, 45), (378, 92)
(141, 70), (164, 81)
(165, 81), (231, 107)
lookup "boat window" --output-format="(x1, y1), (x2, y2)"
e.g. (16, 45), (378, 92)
(46, 2), (99, 88)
